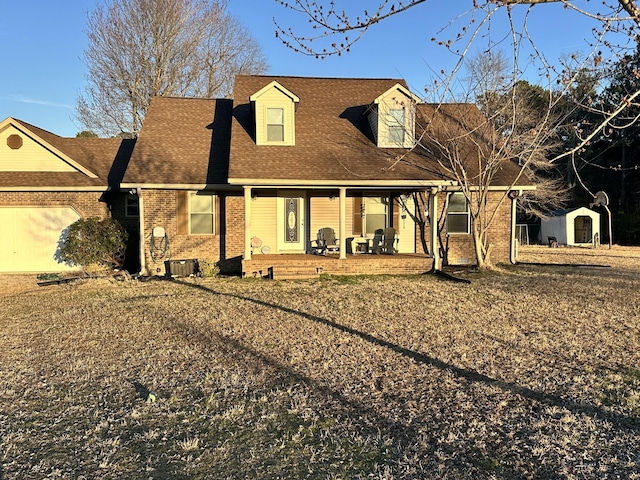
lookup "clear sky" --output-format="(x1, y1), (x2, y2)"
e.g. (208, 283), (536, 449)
(0, 0), (608, 137)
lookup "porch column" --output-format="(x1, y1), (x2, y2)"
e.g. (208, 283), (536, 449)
(430, 188), (440, 271)
(244, 186), (252, 261)
(339, 187), (347, 259)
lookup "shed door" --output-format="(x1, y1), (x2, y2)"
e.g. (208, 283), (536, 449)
(574, 215), (592, 244)
(0, 207), (80, 272)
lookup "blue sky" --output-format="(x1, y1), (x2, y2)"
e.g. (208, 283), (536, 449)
(0, 0), (607, 137)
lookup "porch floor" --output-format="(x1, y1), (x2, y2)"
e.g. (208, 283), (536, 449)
(242, 252), (434, 280)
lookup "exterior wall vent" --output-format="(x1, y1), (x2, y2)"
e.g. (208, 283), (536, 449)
(7, 134), (23, 150)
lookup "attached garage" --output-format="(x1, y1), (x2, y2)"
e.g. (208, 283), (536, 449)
(0, 206), (81, 272)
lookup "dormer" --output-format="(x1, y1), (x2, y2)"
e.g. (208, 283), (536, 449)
(367, 84), (420, 149)
(250, 81), (299, 146)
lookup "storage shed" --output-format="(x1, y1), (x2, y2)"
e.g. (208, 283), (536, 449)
(541, 207), (600, 246)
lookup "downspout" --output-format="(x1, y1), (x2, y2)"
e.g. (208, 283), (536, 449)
(339, 187), (347, 259)
(430, 187), (440, 271)
(509, 189), (522, 264)
(136, 187), (146, 275)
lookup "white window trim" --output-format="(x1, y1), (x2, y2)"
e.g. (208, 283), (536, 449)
(189, 192), (216, 235)
(446, 193), (471, 235)
(266, 107), (285, 143)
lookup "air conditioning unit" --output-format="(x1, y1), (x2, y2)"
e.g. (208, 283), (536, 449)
(164, 259), (199, 277)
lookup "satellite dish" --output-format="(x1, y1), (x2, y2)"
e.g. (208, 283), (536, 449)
(591, 191), (609, 207)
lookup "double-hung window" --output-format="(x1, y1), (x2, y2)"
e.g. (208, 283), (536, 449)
(363, 196), (388, 235)
(266, 107), (285, 142)
(189, 193), (216, 235)
(447, 193), (470, 234)
(388, 108), (405, 145)
(125, 194), (139, 218)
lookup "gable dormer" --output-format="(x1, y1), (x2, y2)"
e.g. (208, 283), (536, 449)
(250, 81), (299, 146)
(367, 83), (420, 149)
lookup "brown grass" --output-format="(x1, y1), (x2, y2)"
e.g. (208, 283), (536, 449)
(0, 245), (639, 479)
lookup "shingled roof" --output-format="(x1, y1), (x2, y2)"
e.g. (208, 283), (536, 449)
(0, 118), (129, 189)
(229, 75), (454, 186)
(122, 97), (231, 187)
(120, 75), (529, 189)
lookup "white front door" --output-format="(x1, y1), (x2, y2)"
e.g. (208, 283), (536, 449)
(277, 192), (306, 252)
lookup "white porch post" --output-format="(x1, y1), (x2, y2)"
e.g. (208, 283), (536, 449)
(430, 188), (440, 271)
(244, 186), (252, 260)
(339, 187), (347, 259)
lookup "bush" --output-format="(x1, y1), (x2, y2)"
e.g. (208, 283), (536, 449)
(59, 217), (128, 270)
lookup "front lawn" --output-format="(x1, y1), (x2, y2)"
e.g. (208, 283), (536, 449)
(1, 247), (639, 479)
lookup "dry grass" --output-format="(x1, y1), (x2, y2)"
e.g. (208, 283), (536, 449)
(0, 246), (639, 479)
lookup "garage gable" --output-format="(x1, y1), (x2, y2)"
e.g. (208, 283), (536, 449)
(0, 118), (98, 177)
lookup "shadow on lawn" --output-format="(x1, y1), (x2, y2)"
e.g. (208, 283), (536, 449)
(176, 280), (639, 429)
(170, 279), (640, 475)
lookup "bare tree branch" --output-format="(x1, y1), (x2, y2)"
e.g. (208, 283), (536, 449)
(77, 0), (268, 137)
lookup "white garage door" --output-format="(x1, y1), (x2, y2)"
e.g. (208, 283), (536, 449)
(0, 207), (81, 273)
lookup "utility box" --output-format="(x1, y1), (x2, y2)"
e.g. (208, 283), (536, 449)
(165, 259), (199, 277)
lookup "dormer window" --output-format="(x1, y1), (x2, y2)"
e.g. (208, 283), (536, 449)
(367, 83), (420, 149)
(267, 108), (285, 142)
(388, 108), (405, 145)
(250, 81), (299, 146)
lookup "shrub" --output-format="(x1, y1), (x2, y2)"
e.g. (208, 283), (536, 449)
(59, 217), (128, 270)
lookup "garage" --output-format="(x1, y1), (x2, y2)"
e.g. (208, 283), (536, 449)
(0, 207), (81, 272)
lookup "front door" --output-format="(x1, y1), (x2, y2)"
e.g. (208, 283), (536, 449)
(277, 192), (306, 252)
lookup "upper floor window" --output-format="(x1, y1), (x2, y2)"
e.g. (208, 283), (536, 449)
(388, 108), (405, 145)
(447, 193), (470, 234)
(190, 193), (216, 235)
(267, 108), (285, 142)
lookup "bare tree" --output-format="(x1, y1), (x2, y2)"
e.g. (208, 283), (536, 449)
(77, 0), (268, 137)
(274, 0), (640, 265)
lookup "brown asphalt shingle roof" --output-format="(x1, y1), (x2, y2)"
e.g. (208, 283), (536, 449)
(123, 97), (231, 186)
(229, 75), (453, 184)
(122, 75), (530, 188)
(0, 119), (128, 189)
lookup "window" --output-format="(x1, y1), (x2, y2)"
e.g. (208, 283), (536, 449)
(364, 196), (388, 235)
(267, 108), (284, 142)
(447, 193), (470, 234)
(388, 108), (405, 144)
(125, 194), (139, 218)
(189, 193), (216, 235)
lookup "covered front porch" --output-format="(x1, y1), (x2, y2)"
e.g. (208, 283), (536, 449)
(242, 252), (434, 280)
(241, 185), (444, 272)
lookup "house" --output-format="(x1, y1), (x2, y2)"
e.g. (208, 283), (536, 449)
(1, 75), (533, 277)
(121, 75), (531, 277)
(0, 117), (134, 273)
(541, 207), (600, 246)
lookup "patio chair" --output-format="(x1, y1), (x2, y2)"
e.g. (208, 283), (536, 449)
(311, 227), (340, 255)
(380, 227), (398, 254)
(370, 228), (384, 254)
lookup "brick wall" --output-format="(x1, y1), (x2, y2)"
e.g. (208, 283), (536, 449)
(140, 189), (244, 275)
(0, 191), (109, 218)
(418, 190), (514, 267)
